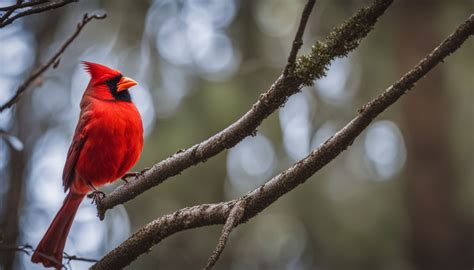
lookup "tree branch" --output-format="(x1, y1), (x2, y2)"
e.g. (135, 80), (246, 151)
(0, 0), (21, 26)
(204, 200), (245, 270)
(95, 0), (394, 220)
(0, 12), (107, 113)
(0, 1), (49, 12)
(283, 0), (316, 76)
(0, 0), (78, 28)
(90, 13), (474, 270)
(0, 243), (98, 269)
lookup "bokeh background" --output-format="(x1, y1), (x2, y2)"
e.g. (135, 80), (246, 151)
(0, 0), (473, 269)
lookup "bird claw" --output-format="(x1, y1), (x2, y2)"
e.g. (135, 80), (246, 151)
(121, 168), (150, 183)
(87, 190), (106, 204)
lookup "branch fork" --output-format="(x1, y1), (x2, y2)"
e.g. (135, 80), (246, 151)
(91, 6), (474, 270)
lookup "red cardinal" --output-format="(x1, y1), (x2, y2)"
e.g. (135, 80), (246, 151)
(31, 62), (143, 269)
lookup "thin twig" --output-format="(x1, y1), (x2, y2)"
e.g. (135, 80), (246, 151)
(91, 13), (474, 270)
(64, 252), (99, 263)
(0, 0), (21, 25)
(95, 0), (393, 220)
(0, 0), (78, 28)
(283, 0), (317, 76)
(204, 200), (246, 270)
(0, 12), (106, 113)
(0, 243), (98, 269)
(0, 0), (49, 12)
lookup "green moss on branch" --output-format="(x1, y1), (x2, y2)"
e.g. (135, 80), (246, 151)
(295, 0), (393, 86)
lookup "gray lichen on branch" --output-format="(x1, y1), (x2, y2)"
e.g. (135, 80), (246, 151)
(95, 0), (394, 220)
(90, 11), (474, 270)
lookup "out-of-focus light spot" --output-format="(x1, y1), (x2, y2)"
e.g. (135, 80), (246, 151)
(20, 207), (59, 270)
(238, 214), (307, 267)
(157, 18), (239, 79)
(132, 83), (155, 137)
(20, 253), (46, 270)
(0, 32), (35, 77)
(0, 76), (16, 129)
(0, 0), (16, 7)
(115, 43), (152, 87)
(157, 18), (193, 66)
(0, 108), (13, 130)
(227, 134), (276, 194)
(364, 120), (406, 180)
(314, 57), (354, 105)
(1, 133), (24, 151)
(195, 32), (240, 80)
(311, 121), (337, 149)
(255, 0), (301, 37)
(28, 129), (69, 207)
(145, 0), (178, 39)
(59, 203), (108, 270)
(0, 76), (16, 104)
(279, 92), (311, 161)
(155, 64), (191, 118)
(279, 91), (310, 125)
(153, 0), (238, 80)
(32, 79), (70, 121)
(69, 64), (90, 131)
(73, 205), (107, 252)
(186, 0), (237, 28)
(104, 205), (131, 251)
(70, 64), (89, 104)
(283, 117), (311, 161)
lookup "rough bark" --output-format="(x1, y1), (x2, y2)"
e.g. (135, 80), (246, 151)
(96, 0), (395, 220)
(90, 14), (474, 270)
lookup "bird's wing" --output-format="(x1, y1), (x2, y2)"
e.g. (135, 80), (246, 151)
(62, 111), (92, 191)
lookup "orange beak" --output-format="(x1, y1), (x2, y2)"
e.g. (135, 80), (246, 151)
(117, 76), (138, 92)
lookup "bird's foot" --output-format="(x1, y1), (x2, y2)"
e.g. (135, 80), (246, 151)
(87, 190), (106, 204)
(121, 168), (150, 183)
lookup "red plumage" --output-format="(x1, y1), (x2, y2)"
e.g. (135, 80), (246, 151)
(31, 62), (143, 269)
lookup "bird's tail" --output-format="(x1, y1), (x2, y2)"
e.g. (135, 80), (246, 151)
(31, 192), (85, 269)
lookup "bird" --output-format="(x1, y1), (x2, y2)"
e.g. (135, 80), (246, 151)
(31, 61), (144, 269)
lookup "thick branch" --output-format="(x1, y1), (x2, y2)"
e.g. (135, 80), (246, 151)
(91, 14), (474, 270)
(95, 0), (394, 220)
(0, 0), (77, 28)
(0, 12), (106, 113)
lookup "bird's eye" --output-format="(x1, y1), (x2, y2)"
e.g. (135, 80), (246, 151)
(105, 75), (123, 91)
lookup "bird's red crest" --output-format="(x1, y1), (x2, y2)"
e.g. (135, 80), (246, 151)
(82, 61), (122, 82)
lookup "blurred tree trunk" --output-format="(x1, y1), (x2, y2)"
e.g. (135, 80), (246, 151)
(0, 14), (59, 270)
(398, 1), (471, 269)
